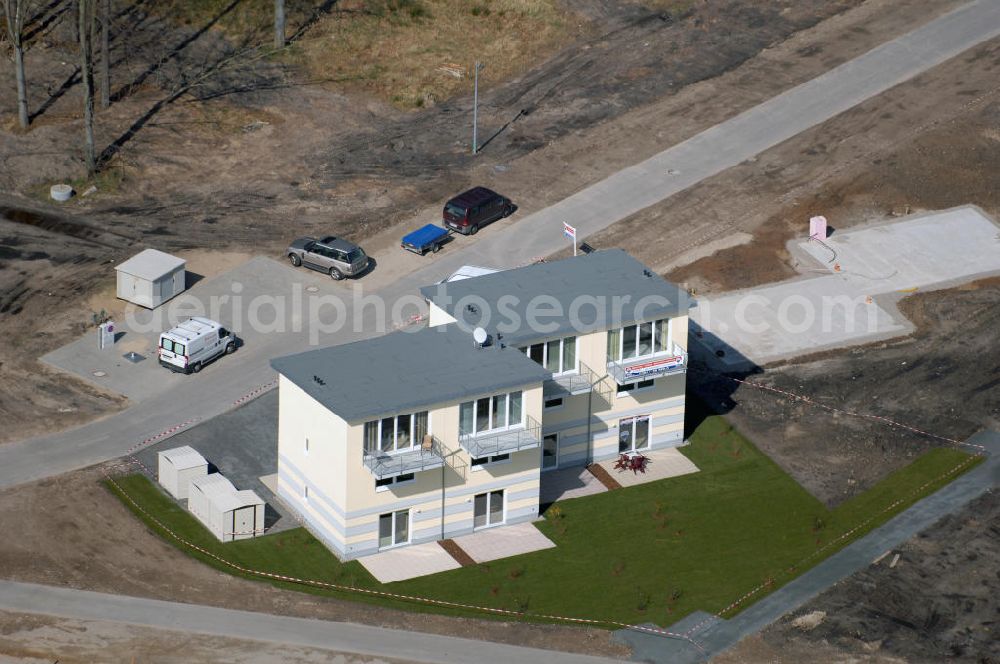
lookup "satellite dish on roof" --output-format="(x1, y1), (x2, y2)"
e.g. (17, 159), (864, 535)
(473, 327), (488, 345)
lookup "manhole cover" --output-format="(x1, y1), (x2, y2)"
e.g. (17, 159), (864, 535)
(93, 370), (107, 377)
(305, 285), (320, 293)
(123, 352), (145, 363)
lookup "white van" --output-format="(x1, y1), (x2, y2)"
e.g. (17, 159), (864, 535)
(158, 317), (235, 374)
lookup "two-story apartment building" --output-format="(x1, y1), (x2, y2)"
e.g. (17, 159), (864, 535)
(421, 249), (690, 473)
(271, 249), (689, 560)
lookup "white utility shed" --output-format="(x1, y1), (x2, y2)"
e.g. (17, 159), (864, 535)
(157, 445), (208, 500)
(188, 473), (265, 542)
(115, 248), (186, 309)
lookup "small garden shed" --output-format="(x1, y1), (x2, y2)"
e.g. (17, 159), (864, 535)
(188, 473), (265, 542)
(156, 445), (208, 500)
(115, 248), (186, 309)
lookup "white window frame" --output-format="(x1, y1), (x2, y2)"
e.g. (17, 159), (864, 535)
(521, 336), (579, 376)
(618, 415), (652, 453)
(473, 489), (506, 530)
(609, 318), (673, 363)
(470, 453), (512, 472)
(461, 391), (524, 436)
(365, 411), (431, 455)
(616, 378), (656, 397)
(378, 509), (411, 550)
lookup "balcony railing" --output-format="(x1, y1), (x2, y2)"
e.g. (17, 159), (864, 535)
(460, 414), (542, 459)
(607, 343), (688, 385)
(363, 435), (445, 480)
(543, 360), (601, 399)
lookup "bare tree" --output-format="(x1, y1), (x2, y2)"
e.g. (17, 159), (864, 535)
(99, 0), (109, 108)
(79, 0), (95, 173)
(274, 0), (284, 49)
(2, 0), (34, 128)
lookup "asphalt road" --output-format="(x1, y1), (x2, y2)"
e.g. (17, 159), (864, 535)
(0, 580), (621, 664)
(3, 1), (999, 492)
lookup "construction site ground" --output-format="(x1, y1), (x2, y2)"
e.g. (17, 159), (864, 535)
(0, 0), (998, 661)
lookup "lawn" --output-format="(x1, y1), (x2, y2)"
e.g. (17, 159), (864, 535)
(107, 413), (979, 628)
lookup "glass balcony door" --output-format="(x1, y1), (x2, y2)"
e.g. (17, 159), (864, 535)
(378, 509), (410, 549)
(618, 415), (651, 453)
(473, 490), (505, 529)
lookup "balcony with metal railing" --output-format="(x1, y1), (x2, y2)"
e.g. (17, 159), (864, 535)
(459, 414), (542, 459)
(362, 434), (445, 480)
(607, 343), (688, 385)
(543, 360), (601, 399)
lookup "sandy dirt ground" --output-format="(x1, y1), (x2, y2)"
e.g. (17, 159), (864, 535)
(690, 277), (1000, 508)
(2, 0), (998, 659)
(0, 465), (629, 659)
(0, 0), (954, 443)
(0, 610), (410, 664)
(718, 491), (1000, 663)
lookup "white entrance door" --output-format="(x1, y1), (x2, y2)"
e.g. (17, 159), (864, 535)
(473, 490), (505, 529)
(618, 415), (651, 453)
(233, 506), (255, 540)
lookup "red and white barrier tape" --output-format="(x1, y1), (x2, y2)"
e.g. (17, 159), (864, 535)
(717, 372), (985, 452)
(104, 365), (988, 646)
(102, 472), (702, 650)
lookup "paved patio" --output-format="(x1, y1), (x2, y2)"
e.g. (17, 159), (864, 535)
(451, 522), (556, 564)
(359, 542), (461, 583)
(598, 447), (700, 488)
(540, 465), (609, 504)
(359, 522), (557, 582)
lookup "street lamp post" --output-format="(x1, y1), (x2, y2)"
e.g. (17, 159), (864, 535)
(472, 61), (484, 154)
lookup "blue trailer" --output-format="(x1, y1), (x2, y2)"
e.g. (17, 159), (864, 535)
(401, 224), (451, 255)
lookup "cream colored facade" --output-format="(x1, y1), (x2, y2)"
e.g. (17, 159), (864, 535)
(277, 373), (544, 559)
(539, 316), (689, 470)
(278, 290), (688, 560)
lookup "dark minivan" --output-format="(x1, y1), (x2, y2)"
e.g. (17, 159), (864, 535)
(443, 187), (514, 235)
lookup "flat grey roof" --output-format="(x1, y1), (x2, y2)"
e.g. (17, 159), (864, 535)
(115, 248), (185, 281)
(420, 249), (691, 346)
(271, 324), (549, 423)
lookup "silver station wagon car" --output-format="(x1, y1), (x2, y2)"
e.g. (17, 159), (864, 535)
(286, 236), (370, 280)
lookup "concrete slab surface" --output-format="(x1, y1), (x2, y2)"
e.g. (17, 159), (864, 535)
(39, 256), (333, 401)
(359, 542), (461, 583)
(599, 447), (700, 488)
(540, 465), (609, 504)
(451, 522), (556, 564)
(796, 205), (1000, 290)
(694, 206), (1000, 366)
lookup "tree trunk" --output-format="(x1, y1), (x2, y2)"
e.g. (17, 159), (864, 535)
(70, 0), (79, 43)
(99, 0), (110, 108)
(3, 0), (30, 128)
(79, 0), (96, 174)
(274, 0), (285, 49)
(12, 38), (29, 128)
